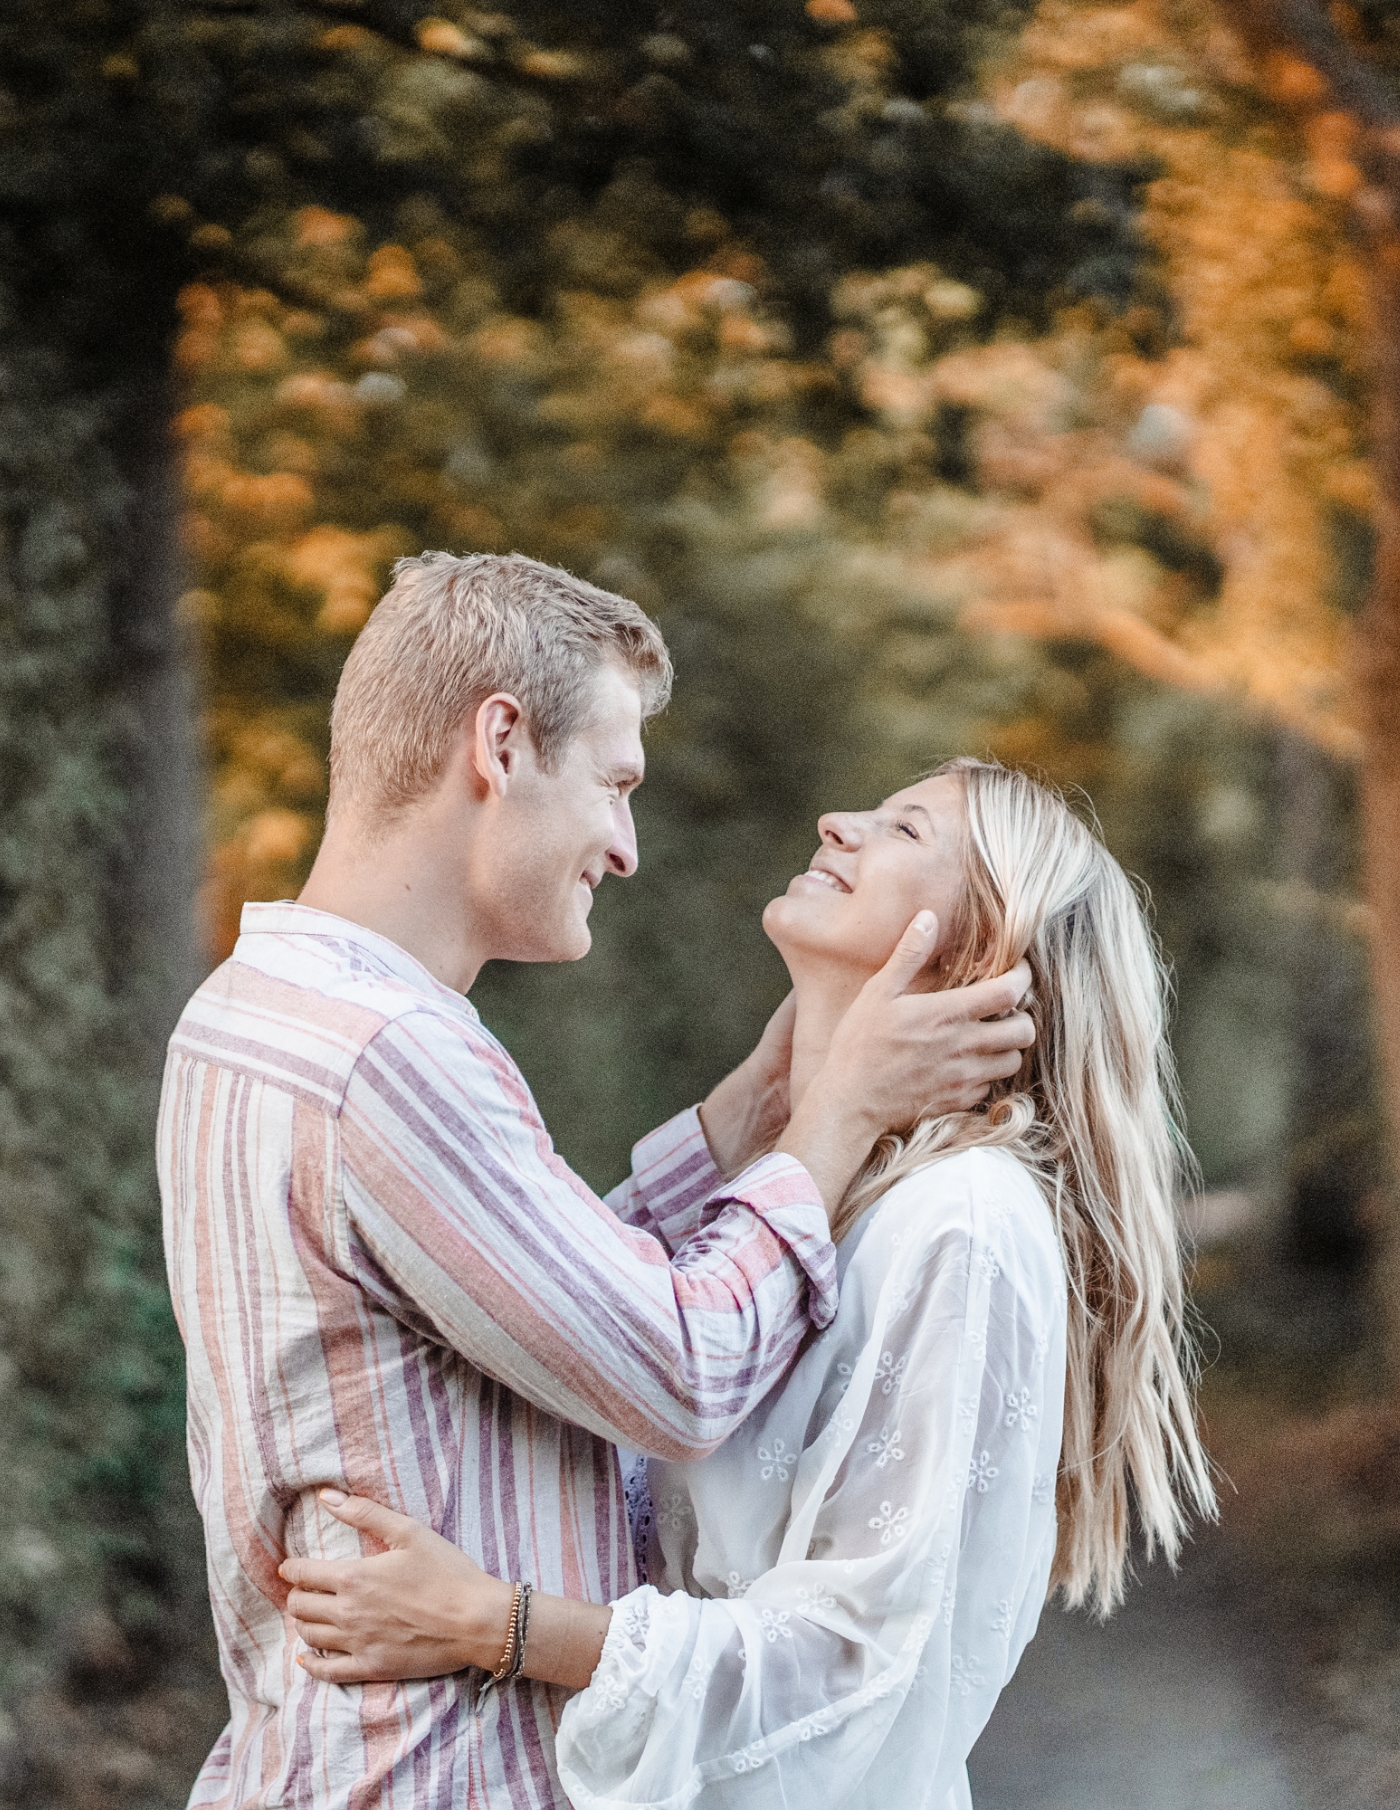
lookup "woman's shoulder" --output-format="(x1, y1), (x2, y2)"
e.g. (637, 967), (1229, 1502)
(857, 1144), (1063, 1298)
(875, 1141), (1045, 1222)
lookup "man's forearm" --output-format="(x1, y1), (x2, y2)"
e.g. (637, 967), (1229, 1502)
(698, 1060), (787, 1178)
(696, 993), (795, 1178)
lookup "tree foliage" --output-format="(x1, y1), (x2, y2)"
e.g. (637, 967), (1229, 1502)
(0, 2), (1394, 1802)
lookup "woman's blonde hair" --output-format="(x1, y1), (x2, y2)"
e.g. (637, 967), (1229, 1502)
(839, 757), (1215, 1616)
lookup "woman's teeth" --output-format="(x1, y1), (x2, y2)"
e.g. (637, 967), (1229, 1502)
(801, 869), (846, 892)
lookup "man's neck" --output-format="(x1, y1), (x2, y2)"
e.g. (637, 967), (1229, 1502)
(298, 810), (483, 994)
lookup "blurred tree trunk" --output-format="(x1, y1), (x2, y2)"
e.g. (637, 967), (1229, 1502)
(0, 186), (206, 1803)
(1213, 0), (1400, 1353)
(1360, 231), (1400, 1352)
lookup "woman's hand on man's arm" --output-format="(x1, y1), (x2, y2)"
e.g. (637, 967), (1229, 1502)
(280, 1492), (611, 1691)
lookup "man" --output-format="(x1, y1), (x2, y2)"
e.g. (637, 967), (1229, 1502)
(159, 551), (1032, 1809)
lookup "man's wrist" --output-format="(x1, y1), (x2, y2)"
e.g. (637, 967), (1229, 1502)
(775, 1081), (877, 1216)
(699, 1059), (767, 1178)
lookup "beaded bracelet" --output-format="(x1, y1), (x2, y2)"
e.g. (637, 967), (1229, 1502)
(480, 1580), (532, 1694)
(504, 1581), (532, 1683)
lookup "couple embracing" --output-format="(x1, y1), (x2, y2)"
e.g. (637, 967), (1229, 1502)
(160, 552), (1214, 1810)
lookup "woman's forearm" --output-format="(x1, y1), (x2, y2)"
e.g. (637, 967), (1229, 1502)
(401, 1565), (610, 1689)
(518, 1591), (611, 1690)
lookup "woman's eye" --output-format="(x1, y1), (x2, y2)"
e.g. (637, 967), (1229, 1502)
(895, 820), (919, 840)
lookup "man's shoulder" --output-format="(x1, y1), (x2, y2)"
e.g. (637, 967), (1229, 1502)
(166, 937), (492, 1117)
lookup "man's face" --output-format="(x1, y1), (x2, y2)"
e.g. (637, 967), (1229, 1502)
(479, 662), (645, 963)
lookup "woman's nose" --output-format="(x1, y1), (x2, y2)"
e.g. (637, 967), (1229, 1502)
(817, 810), (865, 850)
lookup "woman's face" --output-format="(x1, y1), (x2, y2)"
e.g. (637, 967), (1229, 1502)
(763, 774), (967, 984)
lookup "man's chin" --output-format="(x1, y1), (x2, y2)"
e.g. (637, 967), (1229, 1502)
(559, 924), (593, 962)
(546, 915), (593, 963)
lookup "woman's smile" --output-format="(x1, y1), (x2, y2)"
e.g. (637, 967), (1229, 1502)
(793, 865), (850, 894)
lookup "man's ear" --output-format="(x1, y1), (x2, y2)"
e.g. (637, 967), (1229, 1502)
(471, 693), (530, 799)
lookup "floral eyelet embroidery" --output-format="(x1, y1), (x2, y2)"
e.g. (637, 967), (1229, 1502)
(866, 1426), (905, 1469)
(758, 1437), (796, 1482)
(966, 1450), (999, 1493)
(867, 1500), (910, 1545)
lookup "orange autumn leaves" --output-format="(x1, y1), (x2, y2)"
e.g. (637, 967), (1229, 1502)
(989, 0), (1373, 755)
(178, 2), (1381, 955)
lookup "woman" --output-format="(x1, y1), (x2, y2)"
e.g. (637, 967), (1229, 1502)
(283, 758), (1215, 1808)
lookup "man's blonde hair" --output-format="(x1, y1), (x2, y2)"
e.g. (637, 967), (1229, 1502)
(328, 551), (672, 822)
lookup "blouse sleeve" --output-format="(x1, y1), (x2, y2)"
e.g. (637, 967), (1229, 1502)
(556, 1169), (1060, 1810)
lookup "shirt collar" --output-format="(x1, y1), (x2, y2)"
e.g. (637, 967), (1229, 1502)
(237, 900), (478, 1016)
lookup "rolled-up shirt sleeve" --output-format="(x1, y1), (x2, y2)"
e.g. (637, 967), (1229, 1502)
(336, 1009), (836, 1460)
(605, 1106), (724, 1254)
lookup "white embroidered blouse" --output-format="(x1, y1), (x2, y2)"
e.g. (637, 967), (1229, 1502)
(555, 1145), (1068, 1810)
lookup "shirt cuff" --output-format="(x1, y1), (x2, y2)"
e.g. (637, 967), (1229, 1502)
(626, 1105), (725, 1249)
(700, 1153), (838, 1331)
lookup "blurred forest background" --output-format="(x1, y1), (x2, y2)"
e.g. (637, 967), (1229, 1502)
(2, 0), (1400, 1804)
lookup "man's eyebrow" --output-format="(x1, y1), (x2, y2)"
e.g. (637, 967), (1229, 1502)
(610, 764), (645, 788)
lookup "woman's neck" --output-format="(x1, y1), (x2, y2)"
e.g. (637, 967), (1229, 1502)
(786, 962), (872, 1115)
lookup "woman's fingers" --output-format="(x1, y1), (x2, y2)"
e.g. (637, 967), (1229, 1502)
(297, 1648), (385, 1684)
(286, 1585), (346, 1621)
(291, 1615), (350, 1651)
(279, 1556), (344, 1591)
(318, 1490), (423, 1549)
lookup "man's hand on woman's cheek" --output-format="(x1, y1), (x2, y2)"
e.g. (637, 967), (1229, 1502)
(825, 918), (1034, 1125)
(774, 915), (1034, 1213)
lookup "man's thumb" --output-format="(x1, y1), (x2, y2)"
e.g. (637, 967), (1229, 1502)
(877, 911), (939, 995)
(320, 1490), (413, 1549)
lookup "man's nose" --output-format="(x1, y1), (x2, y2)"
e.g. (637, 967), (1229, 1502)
(817, 809), (866, 850)
(606, 799), (639, 877)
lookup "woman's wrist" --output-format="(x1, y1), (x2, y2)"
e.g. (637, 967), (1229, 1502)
(461, 1575), (609, 1690)
(463, 1570), (517, 1673)
(517, 1592), (612, 1690)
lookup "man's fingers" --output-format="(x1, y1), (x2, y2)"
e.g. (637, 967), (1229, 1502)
(961, 1010), (1035, 1056)
(762, 990), (796, 1048)
(955, 959), (1033, 1022)
(319, 1490), (418, 1549)
(986, 1045), (1028, 1080)
(871, 911), (939, 998)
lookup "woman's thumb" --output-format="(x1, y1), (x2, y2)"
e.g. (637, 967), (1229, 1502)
(876, 911), (939, 996)
(320, 1489), (414, 1548)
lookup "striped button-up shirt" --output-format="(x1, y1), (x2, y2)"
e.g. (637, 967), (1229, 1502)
(158, 903), (835, 1810)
